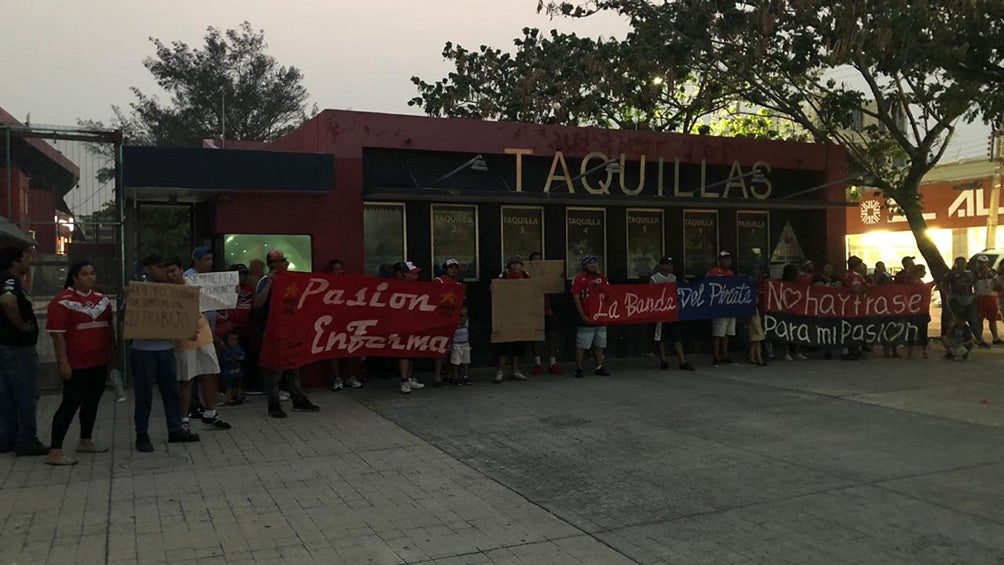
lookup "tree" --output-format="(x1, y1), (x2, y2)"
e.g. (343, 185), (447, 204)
(542, 0), (1004, 282)
(82, 21), (314, 147)
(410, 27), (743, 133)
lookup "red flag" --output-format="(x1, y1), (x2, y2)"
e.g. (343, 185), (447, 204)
(582, 283), (680, 325)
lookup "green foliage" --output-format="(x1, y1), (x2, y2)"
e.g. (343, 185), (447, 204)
(541, 0), (1004, 280)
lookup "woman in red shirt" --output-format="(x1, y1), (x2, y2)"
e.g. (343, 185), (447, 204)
(45, 261), (115, 465)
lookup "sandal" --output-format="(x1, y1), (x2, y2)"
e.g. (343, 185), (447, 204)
(46, 455), (78, 466)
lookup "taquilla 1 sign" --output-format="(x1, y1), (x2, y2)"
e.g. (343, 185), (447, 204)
(504, 148), (774, 200)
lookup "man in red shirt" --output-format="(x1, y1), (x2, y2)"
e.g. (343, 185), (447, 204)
(433, 259), (465, 386)
(841, 255), (871, 360)
(571, 256), (612, 378)
(892, 256), (915, 284)
(708, 251), (737, 367)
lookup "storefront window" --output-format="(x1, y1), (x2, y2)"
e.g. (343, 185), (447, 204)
(364, 203), (407, 277)
(682, 209), (719, 277)
(501, 206), (544, 264)
(222, 234), (312, 272)
(566, 207), (607, 278)
(626, 208), (664, 280)
(736, 211), (770, 275)
(431, 204), (479, 280)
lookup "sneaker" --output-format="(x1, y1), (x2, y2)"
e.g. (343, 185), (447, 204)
(794, 354), (808, 361)
(659, 360), (670, 370)
(531, 364), (543, 375)
(268, 403), (287, 418)
(712, 359), (720, 368)
(783, 354), (794, 361)
(494, 370), (504, 383)
(679, 362), (695, 371)
(724, 358), (738, 365)
(76, 443), (108, 453)
(135, 434), (154, 453)
(594, 366), (611, 376)
(15, 442), (49, 456)
(400, 382), (411, 394)
(278, 391), (291, 402)
(573, 368), (584, 378)
(292, 400), (320, 412)
(548, 364), (564, 375)
(345, 377), (363, 388)
(167, 429), (200, 443)
(332, 377), (344, 391)
(460, 376), (471, 386)
(45, 455), (78, 466)
(512, 371), (528, 381)
(202, 415), (233, 430)
(407, 378), (425, 390)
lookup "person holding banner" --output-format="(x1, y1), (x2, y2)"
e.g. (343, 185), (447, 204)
(130, 255), (199, 452)
(571, 256), (612, 378)
(650, 257), (694, 371)
(433, 259), (465, 386)
(45, 261), (115, 465)
(528, 252), (563, 375)
(973, 255), (1003, 345)
(495, 256), (530, 383)
(327, 259), (364, 391)
(708, 251), (737, 367)
(392, 261), (428, 394)
(942, 256), (985, 346)
(254, 249), (321, 417)
(906, 264), (933, 359)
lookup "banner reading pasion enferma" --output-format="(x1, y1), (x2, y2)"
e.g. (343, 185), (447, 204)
(762, 280), (932, 346)
(259, 273), (464, 370)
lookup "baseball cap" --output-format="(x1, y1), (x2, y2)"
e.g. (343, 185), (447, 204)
(719, 250), (731, 258)
(977, 254), (989, 262)
(658, 256), (674, 264)
(901, 256), (916, 264)
(396, 261), (421, 274)
(191, 247), (212, 260)
(580, 255), (597, 268)
(506, 255), (524, 267)
(266, 250), (288, 265)
(847, 255), (863, 268)
(443, 258), (460, 268)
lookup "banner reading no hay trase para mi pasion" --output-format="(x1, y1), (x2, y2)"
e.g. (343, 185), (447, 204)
(259, 273), (464, 370)
(762, 280), (932, 346)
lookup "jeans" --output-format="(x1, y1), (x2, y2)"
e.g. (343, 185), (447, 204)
(0, 345), (40, 449)
(262, 368), (307, 406)
(131, 349), (183, 435)
(50, 365), (106, 449)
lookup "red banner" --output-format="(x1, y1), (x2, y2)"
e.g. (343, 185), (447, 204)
(763, 281), (931, 317)
(259, 273), (465, 370)
(583, 283), (680, 325)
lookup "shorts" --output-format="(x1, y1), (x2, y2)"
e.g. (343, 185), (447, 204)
(977, 295), (999, 321)
(176, 343), (220, 381)
(496, 341), (526, 357)
(654, 322), (681, 343)
(450, 343), (471, 365)
(712, 318), (736, 337)
(748, 311), (765, 342)
(576, 325), (608, 349)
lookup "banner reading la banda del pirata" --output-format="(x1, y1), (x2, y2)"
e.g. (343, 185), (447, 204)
(259, 272), (465, 370)
(581, 277), (757, 325)
(762, 280), (932, 346)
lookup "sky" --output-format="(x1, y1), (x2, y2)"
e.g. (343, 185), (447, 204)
(0, 0), (990, 163)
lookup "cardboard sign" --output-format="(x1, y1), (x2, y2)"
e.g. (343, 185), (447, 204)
(123, 281), (200, 340)
(491, 278), (544, 343)
(526, 260), (565, 294)
(184, 271), (239, 312)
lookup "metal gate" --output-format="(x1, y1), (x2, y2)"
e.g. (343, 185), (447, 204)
(1, 123), (124, 391)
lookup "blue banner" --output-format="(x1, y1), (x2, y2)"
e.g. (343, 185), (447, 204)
(677, 276), (757, 320)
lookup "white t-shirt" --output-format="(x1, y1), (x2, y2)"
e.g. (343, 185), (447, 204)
(650, 272), (677, 284)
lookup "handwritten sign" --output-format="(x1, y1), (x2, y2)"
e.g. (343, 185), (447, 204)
(259, 272), (464, 370)
(762, 281), (932, 345)
(526, 260), (566, 294)
(491, 279), (544, 342)
(677, 277), (758, 320)
(582, 283), (680, 325)
(185, 271), (239, 312)
(123, 281), (200, 340)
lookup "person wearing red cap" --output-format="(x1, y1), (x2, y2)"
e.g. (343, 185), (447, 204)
(254, 249), (320, 418)
(707, 251), (737, 367)
(393, 261), (427, 394)
(432, 259), (464, 386)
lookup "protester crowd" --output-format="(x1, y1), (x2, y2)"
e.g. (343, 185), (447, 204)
(1, 242), (1000, 461)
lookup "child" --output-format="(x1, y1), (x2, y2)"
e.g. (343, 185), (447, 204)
(450, 307), (472, 385)
(221, 332), (246, 404)
(941, 316), (975, 361)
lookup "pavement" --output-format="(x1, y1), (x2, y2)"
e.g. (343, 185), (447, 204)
(2, 346), (1004, 565)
